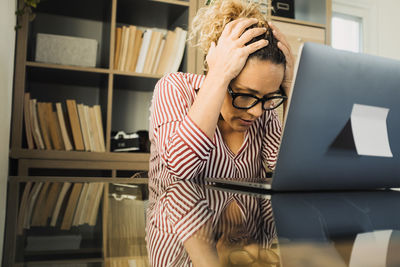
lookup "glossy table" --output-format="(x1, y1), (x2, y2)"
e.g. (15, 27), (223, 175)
(148, 180), (400, 267)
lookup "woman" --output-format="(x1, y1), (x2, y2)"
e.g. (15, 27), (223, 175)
(147, 0), (294, 265)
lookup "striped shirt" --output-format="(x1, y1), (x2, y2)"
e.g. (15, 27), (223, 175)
(147, 72), (281, 266)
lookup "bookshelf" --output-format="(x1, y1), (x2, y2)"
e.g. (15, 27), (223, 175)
(5, 0), (331, 266)
(10, 0), (199, 165)
(6, 0), (198, 266)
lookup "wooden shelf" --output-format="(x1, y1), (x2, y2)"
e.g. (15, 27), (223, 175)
(26, 61), (165, 79)
(10, 176), (149, 184)
(271, 16), (326, 29)
(150, 0), (190, 7)
(113, 69), (163, 79)
(10, 149), (150, 162)
(20, 258), (104, 265)
(26, 61), (110, 74)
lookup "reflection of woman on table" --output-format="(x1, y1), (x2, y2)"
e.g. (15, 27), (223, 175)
(147, 0), (293, 265)
(147, 180), (278, 266)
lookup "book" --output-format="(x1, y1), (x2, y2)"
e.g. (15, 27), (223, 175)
(61, 183), (84, 230)
(77, 103), (91, 151)
(143, 30), (163, 74)
(23, 93), (34, 149)
(81, 183), (99, 224)
(84, 105), (96, 152)
(151, 37), (166, 74)
(50, 182), (72, 227)
(29, 99), (45, 149)
(17, 182), (32, 235)
(114, 27), (122, 69)
(129, 29), (143, 72)
(156, 30), (177, 75)
(46, 103), (65, 150)
(41, 182), (62, 226)
(135, 29), (153, 73)
(56, 102), (73, 151)
(66, 99), (85, 151)
(53, 110), (65, 150)
(118, 26), (130, 71)
(93, 105), (106, 152)
(72, 182), (89, 226)
(124, 25), (137, 72)
(89, 183), (104, 226)
(169, 27), (188, 73)
(31, 181), (51, 227)
(89, 107), (102, 152)
(37, 102), (52, 150)
(24, 182), (43, 229)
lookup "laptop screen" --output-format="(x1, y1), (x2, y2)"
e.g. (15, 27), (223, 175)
(272, 42), (400, 191)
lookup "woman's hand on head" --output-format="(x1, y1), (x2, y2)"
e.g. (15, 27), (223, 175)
(206, 18), (269, 83)
(268, 22), (295, 96)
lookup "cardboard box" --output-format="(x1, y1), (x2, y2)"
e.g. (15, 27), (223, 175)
(35, 33), (98, 67)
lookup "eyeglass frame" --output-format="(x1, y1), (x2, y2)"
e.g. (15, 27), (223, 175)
(227, 84), (288, 111)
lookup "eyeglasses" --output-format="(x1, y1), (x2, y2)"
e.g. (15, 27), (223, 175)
(228, 85), (287, 111)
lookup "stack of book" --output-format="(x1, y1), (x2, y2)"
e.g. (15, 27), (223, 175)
(17, 181), (105, 234)
(23, 93), (106, 152)
(114, 25), (188, 75)
(107, 190), (148, 266)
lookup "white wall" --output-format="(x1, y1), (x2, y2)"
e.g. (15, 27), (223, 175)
(0, 0), (16, 263)
(376, 0), (400, 60)
(333, 0), (400, 60)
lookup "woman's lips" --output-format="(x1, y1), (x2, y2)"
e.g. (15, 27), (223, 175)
(238, 118), (253, 126)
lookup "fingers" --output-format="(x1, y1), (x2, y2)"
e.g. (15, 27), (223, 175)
(268, 22), (292, 55)
(238, 27), (267, 46)
(205, 41), (216, 63)
(225, 17), (258, 38)
(244, 39), (269, 55)
(277, 41), (292, 63)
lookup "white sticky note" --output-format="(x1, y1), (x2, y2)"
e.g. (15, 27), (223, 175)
(350, 103), (393, 157)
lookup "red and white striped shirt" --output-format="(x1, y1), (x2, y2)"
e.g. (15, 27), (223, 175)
(147, 72), (281, 266)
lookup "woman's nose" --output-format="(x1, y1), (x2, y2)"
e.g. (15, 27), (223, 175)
(247, 102), (263, 118)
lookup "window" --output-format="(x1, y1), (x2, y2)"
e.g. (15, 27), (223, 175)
(332, 12), (363, 53)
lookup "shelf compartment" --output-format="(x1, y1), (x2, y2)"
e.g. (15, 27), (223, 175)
(33, 0), (112, 22)
(23, 66), (109, 152)
(117, 0), (189, 30)
(112, 75), (157, 135)
(14, 183), (104, 263)
(27, 0), (112, 69)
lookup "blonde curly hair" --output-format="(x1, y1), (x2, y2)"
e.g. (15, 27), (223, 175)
(189, 0), (285, 70)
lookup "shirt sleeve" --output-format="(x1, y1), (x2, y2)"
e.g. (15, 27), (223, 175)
(151, 74), (215, 179)
(262, 110), (282, 171)
(160, 180), (214, 243)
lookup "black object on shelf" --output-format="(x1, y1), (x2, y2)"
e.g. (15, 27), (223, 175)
(272, 0), (295, 19)
(111, 130), (150, 153)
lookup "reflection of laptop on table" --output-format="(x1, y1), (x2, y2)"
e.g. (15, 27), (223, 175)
(207, 42), (400, 191)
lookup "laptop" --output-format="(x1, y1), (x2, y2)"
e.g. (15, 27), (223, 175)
(207, 42), (400, 191)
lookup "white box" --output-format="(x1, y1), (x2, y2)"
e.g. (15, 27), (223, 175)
(35, 33), (98, 67)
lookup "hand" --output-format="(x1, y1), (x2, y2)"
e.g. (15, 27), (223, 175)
(268, 22), (294, 96)
(206, 18), (269, 83)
